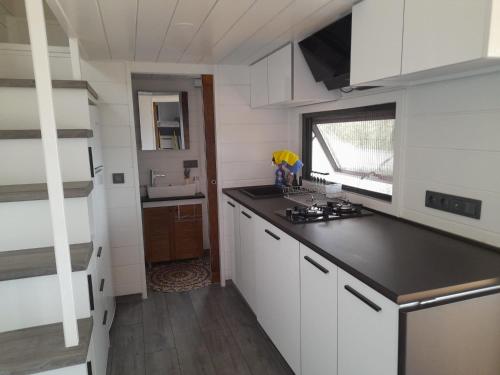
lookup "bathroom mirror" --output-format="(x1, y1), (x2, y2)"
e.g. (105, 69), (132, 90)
(138, 91), (190, 150)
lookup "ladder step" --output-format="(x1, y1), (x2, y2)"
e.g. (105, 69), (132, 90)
(0, 78), (98, 100)
(0, 181), (93, 203)
(0, 129), (93, 140)
(0, 317), (93, 375)
(0, 242), (93, 282)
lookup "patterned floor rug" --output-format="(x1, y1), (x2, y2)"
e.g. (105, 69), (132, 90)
(147, 255), (211, 293)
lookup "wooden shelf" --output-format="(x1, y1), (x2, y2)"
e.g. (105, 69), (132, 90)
(0, 242), (94, 282)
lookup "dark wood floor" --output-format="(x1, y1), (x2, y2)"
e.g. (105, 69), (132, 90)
(107, 281), (294, 375)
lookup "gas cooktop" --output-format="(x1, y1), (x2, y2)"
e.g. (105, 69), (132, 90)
(276, 200), (372, 224)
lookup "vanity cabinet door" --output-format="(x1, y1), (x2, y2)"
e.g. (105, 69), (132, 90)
(173, 204), (203, 260)
(143, 206), (175, 263)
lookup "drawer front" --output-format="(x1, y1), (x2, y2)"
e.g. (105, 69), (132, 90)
(338, 269), (399, 375)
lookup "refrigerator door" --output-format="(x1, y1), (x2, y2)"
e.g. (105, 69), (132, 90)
(400, 292), (500, 375)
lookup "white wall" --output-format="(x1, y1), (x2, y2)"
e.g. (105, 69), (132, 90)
(291, 71), (500, 247)
(214, 65), (290, 188)
(214, 65), (290, 279)
(132, 74), (209, 249)
(81, 60), (147, 297)
(0, 43), (73, 79)
(401, 72), (500, 247)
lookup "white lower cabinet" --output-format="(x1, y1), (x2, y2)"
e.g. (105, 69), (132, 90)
(300, 244), (338, 375)
(238, 207), (257, 312)
(256, 218), (300, 374)
(338, 269), (399, 375)
(222, 196), (240, 287)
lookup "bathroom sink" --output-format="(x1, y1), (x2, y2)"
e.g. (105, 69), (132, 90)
(147, 184), (196, 199)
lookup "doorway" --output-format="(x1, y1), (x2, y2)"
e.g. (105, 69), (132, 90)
(131, 73), (220, 292)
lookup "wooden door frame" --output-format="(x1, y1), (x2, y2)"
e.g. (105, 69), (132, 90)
(201, 74), (221, 283)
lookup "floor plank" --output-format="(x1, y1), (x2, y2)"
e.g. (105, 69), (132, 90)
(145, 348), (181, 375)
(107, 283), (293, 375)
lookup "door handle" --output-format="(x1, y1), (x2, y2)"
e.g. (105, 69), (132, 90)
(87, 275), (94, 311)
(344, 285), (382, 312)
(99, 278), (105, 292)
(241, 211), (251, 219)
(97, 246), (103, 258)
(211, 179), (217, 185)
(265, 229), (280, 241)
(304, 256), (329, 274)
(103, 310), (108, 325)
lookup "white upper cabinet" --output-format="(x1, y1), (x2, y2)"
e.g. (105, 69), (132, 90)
(350, 0), (405, 85)
(402, 0), (497, 74)
(351, 0), (500, 85)
(338, 269), (399, 375)
(250, 57), (269, 107)
(250, 42), (333, 108)
(267, 43), (293, 104)
(300, 244), (338, 375)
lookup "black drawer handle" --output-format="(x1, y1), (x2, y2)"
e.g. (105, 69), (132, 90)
(87, 274), (94, 311)
(97, 246), (103, 258)
(304, 256), (329, 274)
(227, 201), (235, 208)
(99, 278), (105, 292)
(103, 310), (108, 325)
(344, 285), (382, 312)
(87, 361), (93, 375)
(265, 229), (280, 240)
(241, 211), (251, 219)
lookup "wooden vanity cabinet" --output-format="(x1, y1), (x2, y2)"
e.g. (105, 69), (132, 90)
(143, 204), (203, 264)
(173, 204), (203, 260)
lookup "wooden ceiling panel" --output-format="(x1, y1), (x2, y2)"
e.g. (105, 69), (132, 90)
(46, 0), (352, 63)
(98, 0), (137, 60)
(200, 0), (293, 64)
(241, 0), (354, 65)
(157, 0), (216, 62)
(220, 0), (334, 64)
(179, 0), (255, 63)
(50, 0), (110, 59)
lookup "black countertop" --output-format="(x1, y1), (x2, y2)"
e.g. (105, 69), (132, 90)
(141, 192), (205, 203)
(223, 188), (500, 304)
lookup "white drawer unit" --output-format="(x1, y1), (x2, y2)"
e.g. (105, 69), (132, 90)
(238, 207), (257, 311)
(338, 269), (399, 375)
(256, 219), (301, 374)
(300, 244), (338, 375)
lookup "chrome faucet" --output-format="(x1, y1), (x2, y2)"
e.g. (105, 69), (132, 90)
(150, 169), (166, 187)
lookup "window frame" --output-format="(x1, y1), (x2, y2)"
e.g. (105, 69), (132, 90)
(302, 102), (396, 202)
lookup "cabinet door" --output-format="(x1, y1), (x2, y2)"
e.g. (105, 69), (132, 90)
(222, 196), (239, 285)
(338, 270), (399, 375)
(402, 0), (491, 74)
(143, 206), (174, 263)
(238, 208), (256, 311)
(300, 244), (338, 375)
(268, 43), (293, 104)
(173, 204), (203, 260)
(256, 219), (300, 374)
(250, 57), (269, 107)
(350, 0), (404, 85)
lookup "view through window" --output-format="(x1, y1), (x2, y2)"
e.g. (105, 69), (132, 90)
(304, 103), (396, 199)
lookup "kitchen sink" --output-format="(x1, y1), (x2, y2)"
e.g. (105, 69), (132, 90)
(240, 185), (284, 199)
(147, 183), (196, 199)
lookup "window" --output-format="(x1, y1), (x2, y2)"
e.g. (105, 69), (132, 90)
(302, 103), (396, 201)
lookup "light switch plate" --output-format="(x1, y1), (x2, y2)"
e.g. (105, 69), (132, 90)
(112, 173), (125, 184)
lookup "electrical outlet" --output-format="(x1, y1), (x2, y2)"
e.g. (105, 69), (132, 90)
(425, 191), (481, 219)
